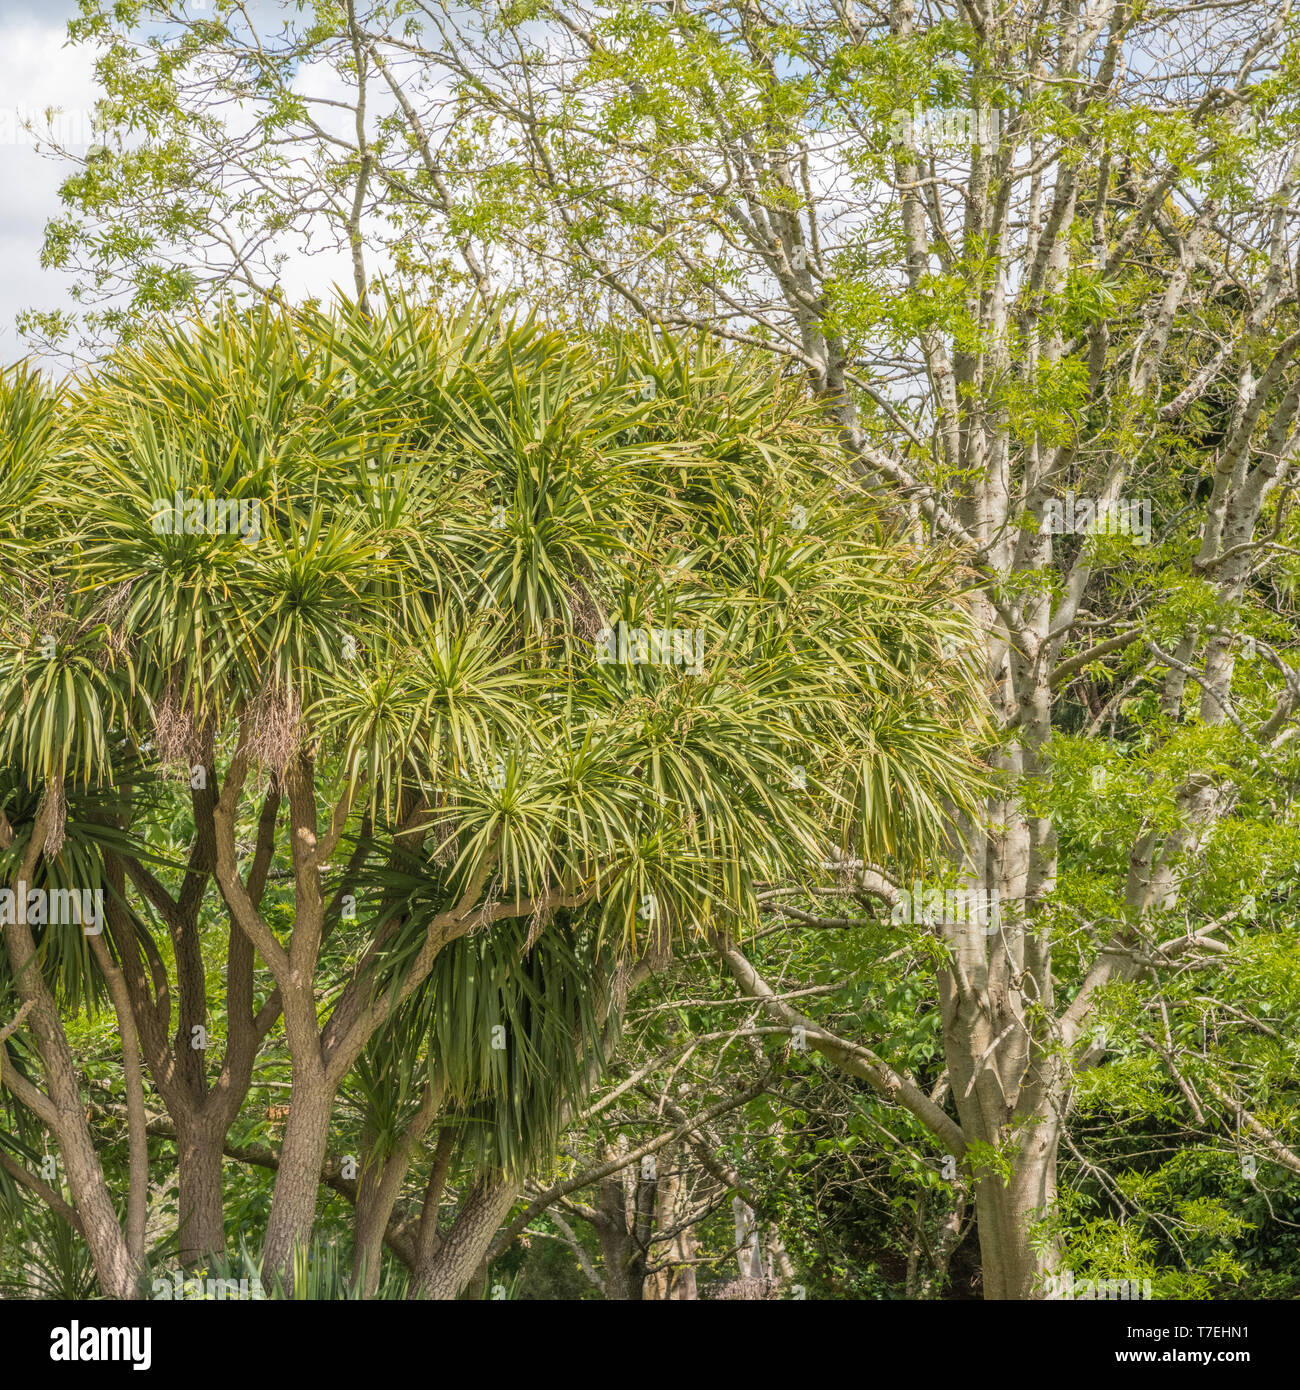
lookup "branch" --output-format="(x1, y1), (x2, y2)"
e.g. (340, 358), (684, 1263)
(484, 1078), (769, 1263)
(0, 1150), (84, 1233)
(711, 933), (966, 1157)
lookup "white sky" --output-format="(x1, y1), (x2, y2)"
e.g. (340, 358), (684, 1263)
(0, 0), (366, 371)
(0, 2), (97, 364)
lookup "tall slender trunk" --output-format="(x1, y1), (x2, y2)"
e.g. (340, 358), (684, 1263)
(733, 1196), (763, 1280)
(351, 1146), (391, 1300)
(3, 809), (138, 1299)
(260, 1068), (334, 1278)
(22, 994), (138, 1297)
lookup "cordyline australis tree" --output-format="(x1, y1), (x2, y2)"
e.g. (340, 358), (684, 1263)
(0, 297), (985, 1297)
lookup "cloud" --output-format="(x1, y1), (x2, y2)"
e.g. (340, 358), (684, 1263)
(0, 14), (99, 364)
(0, 4), (406, 373)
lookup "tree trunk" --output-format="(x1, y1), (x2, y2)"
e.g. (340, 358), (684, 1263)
(643, 1154), (698, 1300)
(175, 1120), (227, 1267)
(594, 1220), (646, 1301)
(411, 1176), (517, 1300)
(592, 1173), (647, 1301)
(58, 1104), (139, 1299)
(3, 822), (138, 1299)
(351, 1084), (440, 1296)
(260, 1071), (334, 1279)
(905, 1188), (966, 1299)
(351, 1152), (391, 1300)
(969, 1120), (1059, 1300)
(732, 1196), (763, 1280)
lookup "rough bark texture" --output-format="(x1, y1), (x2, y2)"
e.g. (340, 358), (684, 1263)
(1, 803), (138, 1298)
(174, 1120), (227, 1269)
(411, 1177), (518, 1300)
(258, 1063), (334, 1274)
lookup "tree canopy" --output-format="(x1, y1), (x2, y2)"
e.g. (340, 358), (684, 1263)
(3, 0), (1300, 1307)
